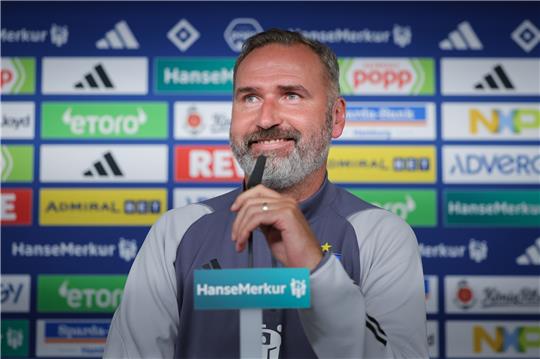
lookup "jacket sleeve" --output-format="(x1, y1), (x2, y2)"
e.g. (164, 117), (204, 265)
(298, 208), (428, 359)
(103, 205), (211, 358)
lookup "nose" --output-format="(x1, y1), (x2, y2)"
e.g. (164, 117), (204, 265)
(256, 98), (283, 130)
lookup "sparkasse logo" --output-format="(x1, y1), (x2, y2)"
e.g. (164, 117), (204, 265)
(443, 146), (540, 184)
(175, 145), (244, 183)
(339, 58), (434, 95)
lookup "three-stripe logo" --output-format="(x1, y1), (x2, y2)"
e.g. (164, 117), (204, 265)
(439, 21), (483, 50)
(516, 237), (540, 265)
(474, 64), (515, 90)
(83, 152), (124, 177)
(74, 64), (114, 89)
(96, 20), (140, 50)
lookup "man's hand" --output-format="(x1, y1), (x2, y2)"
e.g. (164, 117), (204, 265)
(230, 184), (323, 270)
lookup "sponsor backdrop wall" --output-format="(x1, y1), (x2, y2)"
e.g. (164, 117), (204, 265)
(1, 1), (539, 358)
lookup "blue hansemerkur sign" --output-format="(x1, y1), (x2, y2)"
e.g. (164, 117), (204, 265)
(194, 268), (310, 310)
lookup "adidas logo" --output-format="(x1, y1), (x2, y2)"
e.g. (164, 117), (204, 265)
(516, 237), (540, 265)
(439, 21), (483, 50)
(83, 152), (123, 177)
(74, 64), (114, 89)
(474, 64), (515, 90)
(96, 20), (139, 49)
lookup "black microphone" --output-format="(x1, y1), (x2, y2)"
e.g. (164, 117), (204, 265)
(246, 155), (266, 268)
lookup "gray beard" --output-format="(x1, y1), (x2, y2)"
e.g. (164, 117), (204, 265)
(230, 119), (332, 191)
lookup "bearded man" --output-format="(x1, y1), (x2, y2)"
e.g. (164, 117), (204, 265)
(105, 29), (428, 359)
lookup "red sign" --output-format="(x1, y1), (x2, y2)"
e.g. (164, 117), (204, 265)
(175, 145), (244, 183)
(1, 188), (32, 225)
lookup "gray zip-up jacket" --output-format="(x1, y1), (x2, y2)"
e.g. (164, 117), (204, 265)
(104, 179), (428, 358)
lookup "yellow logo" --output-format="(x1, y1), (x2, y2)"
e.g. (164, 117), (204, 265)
(40, 188), (167, 226)
(328, 146), (436, 183)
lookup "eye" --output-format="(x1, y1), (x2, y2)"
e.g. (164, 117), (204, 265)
(244, 95), (259, 104)
(285, 93), (301, 101)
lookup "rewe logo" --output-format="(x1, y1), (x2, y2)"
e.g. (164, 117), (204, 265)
(96, 20), (139, 49)
(474, 65), (515, 90)
(62, 107), (148, 136)
(439, 21), (483, 50)
(516, 237), (540, 265)
(58, 280), (123, 310)
(83, 152), (124, 177)
(74, 64), (114, 89)
(175, 145), (244, 182)
(0, 189), (32, 225)
(224, 18), (263, 52)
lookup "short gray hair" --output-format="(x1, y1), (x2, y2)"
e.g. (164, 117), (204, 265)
(233, 29), (341, 102)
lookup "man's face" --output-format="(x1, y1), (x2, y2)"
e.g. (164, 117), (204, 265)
(230, 44), (340, 189)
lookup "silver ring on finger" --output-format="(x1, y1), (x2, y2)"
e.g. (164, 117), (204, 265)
(261, 202), (269, 212)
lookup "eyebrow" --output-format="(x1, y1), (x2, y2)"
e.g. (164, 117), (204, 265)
(234, 85), (312, 98)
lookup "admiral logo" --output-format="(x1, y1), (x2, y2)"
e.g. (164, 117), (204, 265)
(339, 102), (435, 140)
(442, 103), (540, 141)
(1, 320), (29, 357)
(1, 102), (35, 139)
(441, 59), (540, 96)
(155, 58), (235, 94)
(39, 188), (166, 225)
(42, 102), (167, 139)
(511, 20), (540, 53)
(167, 19), (200, 52)
(42, 57), (148, 94)
(439, 21), (483, 50)
(38, 275), (126, 313)
(96, 20), (139, 49)
(1, 145), (34, 182)
(291, 25), (412, 48)
(445, 190), (540, 227)
(174, 102), (232, 140)
(328, 146), (436, 183)
(1, 57), (35, 94)
(175, 145), (244, 183)
(1, 23), (68, 47)
(446, 276), (540, 314)
(1, 275), (30, 313)
(11, 237), (138, 262)
(174, 188), (234, 208)
(517, 238), (540, 266)
(36, 319), (109, 357)
(419, 238), (488, 263)
(1, 188), (32, 225)
(444, 146), (540, 184)
(224, 18), (263, 52)
(446, 321), (540, 357)
(40, 145), (167, 183)
(339, 58), (434, 95)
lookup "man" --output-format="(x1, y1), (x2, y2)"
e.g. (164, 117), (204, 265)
(104, 29), (428, 358)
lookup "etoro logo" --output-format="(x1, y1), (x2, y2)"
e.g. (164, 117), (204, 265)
(224, 18), (263, 52)
(175, 145), (244, 182)
(42, 102), (167, 139)
(38, 275), (126, 313)
(339, 58), (434, 95)
(1, 57), (35, 94)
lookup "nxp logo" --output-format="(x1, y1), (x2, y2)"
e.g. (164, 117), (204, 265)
(474, 325), (540, 354)
(224, 18), (263, 52)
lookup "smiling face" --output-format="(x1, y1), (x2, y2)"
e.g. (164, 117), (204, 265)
(230, 43), (344, 190)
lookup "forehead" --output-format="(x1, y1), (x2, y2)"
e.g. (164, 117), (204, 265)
(235, 43), (326, 87)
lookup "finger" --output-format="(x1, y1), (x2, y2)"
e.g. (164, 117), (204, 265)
(234, 205), (285, 252)
(230, 184), (282, 212)
(231, 197), (282, 244)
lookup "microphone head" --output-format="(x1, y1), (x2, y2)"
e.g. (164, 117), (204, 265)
(246, 155), (266, 189)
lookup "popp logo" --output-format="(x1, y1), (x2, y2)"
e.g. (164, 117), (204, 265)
(1, 69), (14, 88)
(354, 66), (413, 90)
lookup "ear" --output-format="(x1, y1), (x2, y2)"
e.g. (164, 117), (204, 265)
(330, 97), (346, 139)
